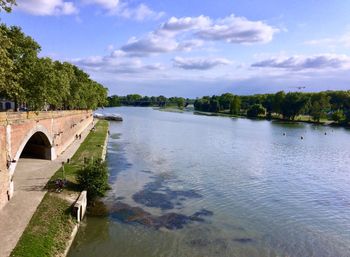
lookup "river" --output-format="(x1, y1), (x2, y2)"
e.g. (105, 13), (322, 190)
(68, 107), (350, 257)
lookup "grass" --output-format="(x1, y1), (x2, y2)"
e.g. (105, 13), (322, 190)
(195, 110), (338, 125)
(10, 195), (75, 257)
(49, 120), (109, 187)
(10, 120), (109, 257)
(157, 107), (184, 113)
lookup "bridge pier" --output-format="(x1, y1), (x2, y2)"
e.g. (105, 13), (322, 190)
(0, 110), (93, 209)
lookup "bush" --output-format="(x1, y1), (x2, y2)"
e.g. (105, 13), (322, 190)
(76, 158), (109, 200)
(247, 104), (266, 118)
(332, 110), (346, 124)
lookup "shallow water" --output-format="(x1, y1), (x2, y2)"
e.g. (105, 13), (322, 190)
(68, 107), (350, 257)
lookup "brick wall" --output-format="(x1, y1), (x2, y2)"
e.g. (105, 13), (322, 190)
(0, 110), (93, 210)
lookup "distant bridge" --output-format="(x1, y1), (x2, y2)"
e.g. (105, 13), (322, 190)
(0, 110), (93, 209)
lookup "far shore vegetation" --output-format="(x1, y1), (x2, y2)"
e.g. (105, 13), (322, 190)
(11, 120), (109, 257)
(107, 91), (350, 127)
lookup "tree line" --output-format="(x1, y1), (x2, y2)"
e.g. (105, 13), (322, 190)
(0, 23), (108, 111)
(194, 91), (350, 124)
(108, 94), (192, 109)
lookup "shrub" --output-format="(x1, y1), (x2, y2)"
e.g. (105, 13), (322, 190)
(332, 110), (346, 124)
(247, 104), (266, 118)
(76, 158), (109, 200)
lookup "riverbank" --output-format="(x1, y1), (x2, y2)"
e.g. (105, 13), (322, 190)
(194, 110), (349, 128)
(10, 120), (109, 257)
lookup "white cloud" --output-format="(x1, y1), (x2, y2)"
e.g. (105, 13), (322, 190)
(251, 54), (350, 71)
(173, 56), (231, 70)
(72, 54), (165, 74)
(196, 15), (278, 44)
(17, 0), (78, 16)
(119, 13), (277, 56)
(158, 14), (278, 44)
(121, 34), (179, 55)
(160, 15), (212, 33)
(83, 0), (119, 10)
(177, 40), (204, 52)
(82, 0), (163, 21)
(119, 3), (164, 21)
(304, 33), (350, 48)
(120, 34), (205, 56)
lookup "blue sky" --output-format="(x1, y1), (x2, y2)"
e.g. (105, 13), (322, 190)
(1, 0), (350, 97)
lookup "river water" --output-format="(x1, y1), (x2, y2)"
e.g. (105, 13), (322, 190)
(68, 107), (350, 257)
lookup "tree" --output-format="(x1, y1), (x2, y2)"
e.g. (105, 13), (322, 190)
(107, 95), (121, 107)
(0, 26), (16, 98)
(76, 159), (109, 200)
(0, 23), (108, 111)
(273, 91), (285, 115)
(157, 95), (167, 107)
(25, 58), (57, 110)
(332, 110), (345, 124)
(0, 24), (41, 106)
(309, 93), (330, 122)
(219, 93), (235, 110)
(0, 0), (16, 12)
(280, 92), (308, 120)
(209, 97), (220, 112)
(247, 104), (266, 118)
(176, 97), (185, 109)
(230, 96), (241, 115)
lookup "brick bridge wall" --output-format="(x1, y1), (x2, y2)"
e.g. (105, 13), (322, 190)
(0, 110), (93, 210)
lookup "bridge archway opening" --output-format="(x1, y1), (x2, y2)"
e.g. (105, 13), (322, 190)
(20, 132), (52, 160)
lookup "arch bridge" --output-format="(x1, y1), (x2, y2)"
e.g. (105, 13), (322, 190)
(0, 110), (93, 209)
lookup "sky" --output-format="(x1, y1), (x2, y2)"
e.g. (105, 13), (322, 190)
(1, 0), (350, 97)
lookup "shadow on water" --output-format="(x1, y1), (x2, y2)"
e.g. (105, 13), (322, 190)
(88, 200), (213, 230)
(132, 176), (202, 210)
(107, 136), (132, 184)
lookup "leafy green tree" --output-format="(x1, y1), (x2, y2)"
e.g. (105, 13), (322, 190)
(280, 92), (308, 120)
(230, 95), (241, 115)
(309, 93), (330, 122)
(157, 95), (167, 107)
(25, 58), (56, 110)
(176, 97), (185, 109)
(247, 104), (266, 118)
(77, 159), (109, 200)
(209, 97), (220, 112)
(0, 23), (108, 111)
(219, 93), (235, 110)
(273, 91), (285, 115)
(0, 0), (16, 12)
(0, 26), (16, 98)
(332, 110), (346, 124)
(107, 96), (121, 107)
(0, 24), (41, 106)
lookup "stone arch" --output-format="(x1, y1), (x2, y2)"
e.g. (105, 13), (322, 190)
(5, 102), (12, 110)
(8, 125), (56, 178)
(20, 132), (52, 160)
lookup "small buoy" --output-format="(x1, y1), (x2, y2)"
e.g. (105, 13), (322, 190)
(301, 136), (304, 140)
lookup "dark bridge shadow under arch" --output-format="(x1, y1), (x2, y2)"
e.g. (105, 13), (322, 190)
(20, 132), (52, 160)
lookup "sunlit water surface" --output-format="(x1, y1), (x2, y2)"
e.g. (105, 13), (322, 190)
(68, 107), (350, 257)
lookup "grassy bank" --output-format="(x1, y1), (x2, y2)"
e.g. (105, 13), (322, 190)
(194, 110), (347, 126)
(155, 106), (184, 113)
(11, 120), (109, 257)
(50, 120), (109, 186)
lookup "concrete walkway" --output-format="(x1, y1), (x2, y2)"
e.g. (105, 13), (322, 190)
(0, 124), (92, 257)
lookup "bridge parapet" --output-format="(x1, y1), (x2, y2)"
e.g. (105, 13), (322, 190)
(0, 110), (92, 125)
